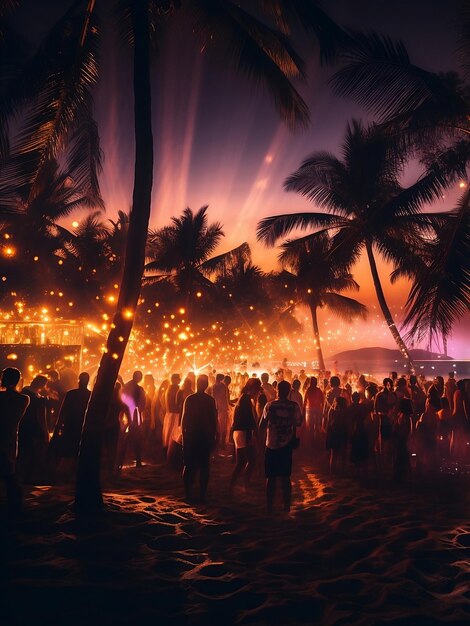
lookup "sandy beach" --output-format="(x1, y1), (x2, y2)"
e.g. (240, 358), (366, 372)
(1, 452), (470, 626)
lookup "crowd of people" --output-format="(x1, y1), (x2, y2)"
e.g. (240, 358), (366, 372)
(0, 361), (469, 516)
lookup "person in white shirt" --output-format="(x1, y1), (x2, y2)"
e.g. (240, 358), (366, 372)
(260, 381), (303, 513)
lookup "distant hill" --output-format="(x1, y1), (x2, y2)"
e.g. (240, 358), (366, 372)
(323, 347), (469, 378)
(327, 347), (452, 362)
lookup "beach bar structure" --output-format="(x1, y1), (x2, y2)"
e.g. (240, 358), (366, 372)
(0, 320), (84, 378)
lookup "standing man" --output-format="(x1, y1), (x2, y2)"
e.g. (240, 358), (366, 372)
(260, 372), (276, 403)
(260, 380), (303, 513)
(0, 368), (30, 514)
(52, 372), (91, 479)
(181, 374), (218, 503)
(122, 371), (146, 467)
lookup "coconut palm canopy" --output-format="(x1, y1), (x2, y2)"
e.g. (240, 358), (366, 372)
(257, 119), (468, 364)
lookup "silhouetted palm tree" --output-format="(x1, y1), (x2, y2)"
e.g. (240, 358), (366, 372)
(0, 158), (92, 302)
(257, 120), (460, 371)
(145, 206), (224, 310)
(212, 246), (283, 330)
(330, 27), (470, 352)
(275, 233), (367, 371)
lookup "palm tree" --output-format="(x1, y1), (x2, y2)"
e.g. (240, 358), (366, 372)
(2, 1), (352, 512)
(0, 158), (93, 303)
(213, 252), (270, 318)
(275, 232), (367, 371)
(257, 120), (460, 372)
(211, 244), (297, 333)
(145, 206), (225, 314)
(55, 211), (111, 308)
(329, 29), (470, 352)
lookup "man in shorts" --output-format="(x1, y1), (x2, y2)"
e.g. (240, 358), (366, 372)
(260, 380), (303, 513)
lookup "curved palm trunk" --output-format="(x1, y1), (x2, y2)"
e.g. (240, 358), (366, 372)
(365, 241), (415, 373)
(309, 302), (326, 372)
(75, 0), (153, 514)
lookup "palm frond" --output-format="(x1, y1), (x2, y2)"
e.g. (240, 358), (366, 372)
(189, 0), (309, 129)
(321, 292), (368, 321)
(257, 211), (347, 246)
(458, 1), (470, 80)
(403, 194), (470, 344)
(331, 31), (466, 121)
(373, 229), (428, 275)
(260, 0), (353, 64)
(141, 272), (173, 287)
(283, 151), (353, 214)
(329, 275), (360, 293)
(384, 164), (465, 221)
(6, 3), (102, 201)
(200, 241), (251, 275)
(66, 93), (104, 208)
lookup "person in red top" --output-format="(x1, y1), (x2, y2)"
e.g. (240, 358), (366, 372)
(260, 381), (303, 513)
(303, 376), (324, 447)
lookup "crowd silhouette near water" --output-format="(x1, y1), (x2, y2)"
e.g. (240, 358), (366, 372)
(0, 361), (469, 517)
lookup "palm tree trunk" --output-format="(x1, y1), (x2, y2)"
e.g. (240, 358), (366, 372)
(309, 303), (326, 372)
(365, 240), (415, 373)
(75, 0), (153, 514)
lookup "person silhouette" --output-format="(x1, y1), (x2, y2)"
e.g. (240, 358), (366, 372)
(17, 375), (48, 483)
(0, 368), (30, 514)
(122, 371), (146, 467)
(260, 380), (303, 513)
(52, 372), (91, 480)
(181, 375), (218, 503)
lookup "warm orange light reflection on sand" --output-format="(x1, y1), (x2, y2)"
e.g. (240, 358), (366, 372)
(297, 471), (326, 508)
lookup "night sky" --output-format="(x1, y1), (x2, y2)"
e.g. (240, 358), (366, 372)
(12, 0), (469, 358)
